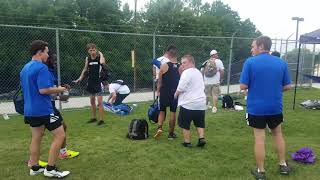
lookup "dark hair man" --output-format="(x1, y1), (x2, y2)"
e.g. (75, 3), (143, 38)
(154, 45), (180, 140)
(21, 40), (70, 178)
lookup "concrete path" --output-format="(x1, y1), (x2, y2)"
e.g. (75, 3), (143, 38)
(1, 84), (320, 115)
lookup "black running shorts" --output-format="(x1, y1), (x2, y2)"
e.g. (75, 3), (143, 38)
(247, 113), (283, 129)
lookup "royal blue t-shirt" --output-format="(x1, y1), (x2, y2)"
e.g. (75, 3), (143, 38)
(20, 60), (53, 116)
(240, 53), (291, 115)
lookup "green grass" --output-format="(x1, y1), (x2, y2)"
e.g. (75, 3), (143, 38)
(1, 88), (320, 180)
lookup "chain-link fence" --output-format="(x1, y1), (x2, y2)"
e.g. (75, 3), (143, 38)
(0, 24), (319, 115)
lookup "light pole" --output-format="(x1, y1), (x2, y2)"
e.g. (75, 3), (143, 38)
(292, 17), (304, 49)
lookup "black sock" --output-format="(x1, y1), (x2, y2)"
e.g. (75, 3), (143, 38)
(31, 165), (41, 171)
(46, 165), (56, 171)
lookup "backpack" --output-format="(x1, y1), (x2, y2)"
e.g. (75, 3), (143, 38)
(100, 63), (111, 82)
(222, 95), (234, 109)
(13, 86), (24, 115)
(113, 103), (132, 116)
(127, 119), (149, 140)
(204, 59), (218, 77)
(148, 97), (160, 123)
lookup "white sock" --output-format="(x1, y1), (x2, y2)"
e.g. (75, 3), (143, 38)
(279, 161), (287, 166)
(257, 168), (265, 173)
(60, 147), (67, 154)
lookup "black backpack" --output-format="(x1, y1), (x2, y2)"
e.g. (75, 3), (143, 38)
(127, 119), (149, 140)
(13, 86), (24, 115)
(222, 95), (234, 109)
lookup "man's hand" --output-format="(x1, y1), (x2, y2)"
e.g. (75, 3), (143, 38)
(174, 91), (179, 99)
(72, 79), (81, 84)
(61, 84), (71, 90)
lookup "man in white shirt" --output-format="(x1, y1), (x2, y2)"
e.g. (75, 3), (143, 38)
(106, 80), (130, 105)
(174, 55), (206, 148)
(201, 49), (224, 113)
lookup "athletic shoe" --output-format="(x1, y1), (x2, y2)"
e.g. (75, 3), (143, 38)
(44, 167), (70, 178)
(182, 142), (192, 148)
(167, 133), (178, 140)
(279, 163), (291, 175)
(97, 120), (105, 126)
(207, 105), (212, 109)
(197, 138), (206, 147)
(27, 160), (48, 168)
(251, 168), (266, 180)
(212, 107), (217, 113)
(87, 118), (97, 123)
(59, 150), (80, 159)
(29, 165), (45, 176)
(154, 128), (163, 140)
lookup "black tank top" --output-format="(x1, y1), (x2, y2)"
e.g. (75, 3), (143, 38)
(161, 62), (180, 94)
(87, 55), (101, 86)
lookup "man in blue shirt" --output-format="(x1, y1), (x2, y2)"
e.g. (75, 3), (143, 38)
(20, 40), (70, 178)
(240, 36), (292, 180)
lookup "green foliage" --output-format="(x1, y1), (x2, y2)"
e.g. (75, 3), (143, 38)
(0, 0), (260, 94)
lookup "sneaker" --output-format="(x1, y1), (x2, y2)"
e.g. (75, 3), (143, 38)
(182, 142), (192, 148)
(30, 165), (45, 176)
(154, 128), (163, 140)
(279, 163), (291, 175)
(27, 160), (48, 168)
(44, 167), (70, 178)
(212, 107), (217, 113)
(167, 133), (178, 140)
(97, 120), (105, 126)
(207, 105), (212, 109)
(59, 150), (80, 159)
(197, 138), (206, 147)
(251, 168), (266, 180)
(87, 118), (97, 123)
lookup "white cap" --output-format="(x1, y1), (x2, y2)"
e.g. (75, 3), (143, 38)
(210, 50), (218, 56)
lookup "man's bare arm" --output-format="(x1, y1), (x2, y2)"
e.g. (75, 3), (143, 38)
(73, 58), (89, 83)
(240, 83), (248, 90)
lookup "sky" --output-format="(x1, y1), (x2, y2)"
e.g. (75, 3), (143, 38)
(121, 0), (319, 40)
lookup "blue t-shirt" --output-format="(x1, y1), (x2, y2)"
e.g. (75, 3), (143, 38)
(20, 60), (54, 116)
(240, 53), (291, 115)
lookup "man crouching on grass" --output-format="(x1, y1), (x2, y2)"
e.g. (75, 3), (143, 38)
(174, 55), (206, 148)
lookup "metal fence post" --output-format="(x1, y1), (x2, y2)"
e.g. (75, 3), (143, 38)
(152, 32), (156, 101)
(310, 44), (316, 86)
(55, 28), (62, 111)
(227, 32), (236, 94)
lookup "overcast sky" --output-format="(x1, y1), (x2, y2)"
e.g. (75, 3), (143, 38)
(121, 0), (319, 40)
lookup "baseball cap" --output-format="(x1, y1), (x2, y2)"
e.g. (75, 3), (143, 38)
(210, 50), (218, 56)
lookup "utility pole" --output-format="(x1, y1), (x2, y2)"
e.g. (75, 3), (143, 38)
(292, 17), (304, 49)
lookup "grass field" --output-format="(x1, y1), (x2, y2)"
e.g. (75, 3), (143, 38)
(1, 88), (319, 180)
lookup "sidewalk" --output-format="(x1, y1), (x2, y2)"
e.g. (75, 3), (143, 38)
(1, 83), (319, 115)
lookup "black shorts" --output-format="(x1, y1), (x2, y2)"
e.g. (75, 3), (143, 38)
(247, 113), (283, 129)
(114, 93), (130, 106)
(178, 106), (205, 130)
(24, 113), (62, 131)
(159, 90), (177, 112)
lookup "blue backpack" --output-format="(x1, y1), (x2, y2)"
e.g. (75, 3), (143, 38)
(113, 104), (132, 115)
(148, 97), (159, 123)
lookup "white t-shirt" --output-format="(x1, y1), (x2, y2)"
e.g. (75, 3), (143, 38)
(177, 68), (206, 110)
(202, 59), (224, 85)
(109, 83), (130, 94)
(154, 56), (170, 79)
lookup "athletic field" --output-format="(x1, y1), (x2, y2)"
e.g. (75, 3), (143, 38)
(1, 88), (319, 180)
